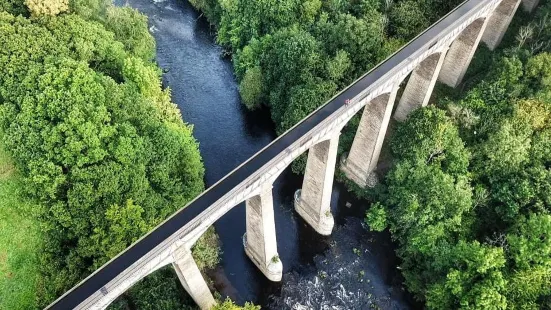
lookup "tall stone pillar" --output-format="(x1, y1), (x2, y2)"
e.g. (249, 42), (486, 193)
(439, 18), (489, 88)
(244, 185), (282, 281)
(482, 0), (522, 50)
(341, 88), (398, 187)
(172, 247), (216, 310)
(522, 0), (540, 12)
(295, 133), (339, 236)
(394, 52), (447, 121)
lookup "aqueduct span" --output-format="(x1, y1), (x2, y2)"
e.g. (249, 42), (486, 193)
(47, 0), (540, 308)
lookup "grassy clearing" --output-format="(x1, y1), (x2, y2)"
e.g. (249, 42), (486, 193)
(0, 137), (41, 310)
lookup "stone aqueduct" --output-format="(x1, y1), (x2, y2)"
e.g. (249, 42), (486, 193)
(48, 0), (541, 308)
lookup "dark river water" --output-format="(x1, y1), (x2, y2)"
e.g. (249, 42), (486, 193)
(119, 0), (414, 308)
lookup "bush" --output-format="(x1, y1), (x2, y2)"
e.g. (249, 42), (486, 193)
(212, 298), (260, 310)
(239, 66), (264, 110)
(192, 226), (221, 271)
(105, 6), (155, 61)
(25, 0), (68, 16)
(109, 267), (196, 310)
(365, 202), (387, 232)
(0, 0), (27, 15)
(389, 1), (429, 40)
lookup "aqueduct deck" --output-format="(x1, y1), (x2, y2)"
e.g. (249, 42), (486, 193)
(47, 0), (540, 308)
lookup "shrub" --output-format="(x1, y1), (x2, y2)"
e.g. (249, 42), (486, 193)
(25, 0), (68, 16)
(239, 66), (264, 110)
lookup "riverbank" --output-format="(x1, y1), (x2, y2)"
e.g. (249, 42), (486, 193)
(122, 0), (415, 308)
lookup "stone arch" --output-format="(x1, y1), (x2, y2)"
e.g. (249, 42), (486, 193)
(341, 90), (397, 187)
(482, 0), (522, 50)
(90, 250), (174, 309)
(331, 83), (398, 134)
(521, 0), (539, 12)
(394, 51), (447, 121)
(439, 17), (488, 87)
(295, 132), (340, 236)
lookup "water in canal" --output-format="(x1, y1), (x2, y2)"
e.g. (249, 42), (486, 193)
(120, 0), (414, 308)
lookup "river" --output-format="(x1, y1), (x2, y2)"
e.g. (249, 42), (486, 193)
(119, 0), (414, 308)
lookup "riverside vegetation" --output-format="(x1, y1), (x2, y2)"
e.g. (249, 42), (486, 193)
(363, 6), (551, 309)
(188, 0), (551, 309)
(0, 0), (257, 309)
(2, 0), (550, 308)
(188, 0), (465, 171)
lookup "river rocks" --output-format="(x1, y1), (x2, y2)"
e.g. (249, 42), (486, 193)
(267, 218), (411, 310)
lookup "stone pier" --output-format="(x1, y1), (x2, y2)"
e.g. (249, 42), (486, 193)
(394, 52), (447, 121)
(482, 0), (521, 50)
(439, 18), (489, 87)
(172, 247), (216, 310)
(522, 0), (540, 12)
(295, 134), (339, 235)
(341, 88), (398, 187)
(244, 185), (282, 281)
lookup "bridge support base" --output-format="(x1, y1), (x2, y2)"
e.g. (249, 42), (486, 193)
(244, 186), (282, 281)
(439, 18), (489, 88)
(173, 248), (216, 310)
(295, 134), (339, 235)
(522, 0), (540, 12)
(483, 0), (521, 50)
(394, 52), (447, 121)
(341, 89), (398, 187)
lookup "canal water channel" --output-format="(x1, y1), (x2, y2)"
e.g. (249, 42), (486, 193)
(120, 0), (415, 308)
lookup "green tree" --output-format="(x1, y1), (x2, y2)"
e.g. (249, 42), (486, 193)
(25, 0), (68, 16)
(105, 6), (156, 61)
(212, 298), (260, 310)
(524, 52), (551, 97)
(326, 49), (351, 81)
(391, 107), (470, 178)
(372, 106), (474, 299)
(365, 202), (387, 232)
(217, 0), (302, 50)
(389, 1), (428, 40)
(239, 66), (264, 110)
(0, 0), (27, 15)
(188, 0), (221, 26)
(259, 27), (325, 127)
(312, 12), (384, 76)
(425, 241), (507, 310)
(506, 214), (551, 307)
(279, 78), (337, 133)
(92, 200), (151, 259)
(0, 9), (209, 307)
(68, 0), (109, 21)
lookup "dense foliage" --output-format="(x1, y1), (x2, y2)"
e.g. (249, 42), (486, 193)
(365, 6), (551, 309)
(187, 2), (551, 308)
(212, 298), (261, 310)
(189, 0), (464, 173)
(3, 0), (549, 309)
(0, 0), (222, 308)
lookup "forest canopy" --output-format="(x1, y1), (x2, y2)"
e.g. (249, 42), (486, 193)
(189, 0), (464, 132)
(188, 0), (466, 174)
(2, 0), (550, 309)
(190, 0), (551, 308)
(0, 0), (218, 308)
(364, 5), (551, 309)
